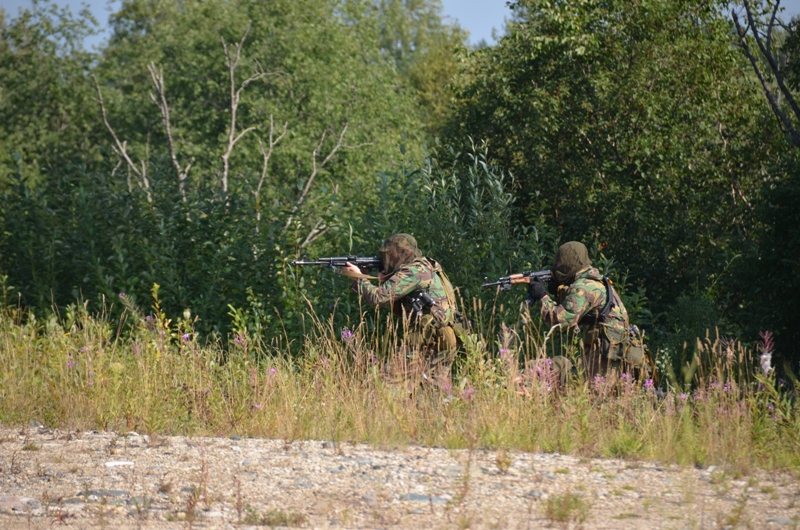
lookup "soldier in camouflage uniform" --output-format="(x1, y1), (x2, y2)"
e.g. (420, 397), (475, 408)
(342, 234), (463, 383)
(527, 241), (652, 380)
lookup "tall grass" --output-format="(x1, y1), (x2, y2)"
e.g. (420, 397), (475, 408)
(1, 297), (798, 471)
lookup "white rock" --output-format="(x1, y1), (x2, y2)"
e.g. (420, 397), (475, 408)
(104, 461), (134, 468)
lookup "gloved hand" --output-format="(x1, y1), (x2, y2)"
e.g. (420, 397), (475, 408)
(527, 278), (547, 303)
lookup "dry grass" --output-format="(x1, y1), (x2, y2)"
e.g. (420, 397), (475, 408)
(0, 300), (798, 471)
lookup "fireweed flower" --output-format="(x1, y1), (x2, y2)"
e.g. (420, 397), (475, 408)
(462, 387), (476, 402)
(644, 379), (654, 389)
(341, 328), (354, 342)
(621, 373), (630, 380)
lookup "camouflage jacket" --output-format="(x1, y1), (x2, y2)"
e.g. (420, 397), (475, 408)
(355, 257), (455, 324)
(540, 266), (629, 345)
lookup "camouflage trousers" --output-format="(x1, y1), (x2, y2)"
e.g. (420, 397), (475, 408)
(548, 341), (654, 384)
(383, 323), (458, 394)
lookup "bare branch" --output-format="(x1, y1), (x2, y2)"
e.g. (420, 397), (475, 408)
(255, 116), (288, 198)
(220, 22), (269, 193)
(300, 218), (329, 248)
(733, 10), (800, 147)
(92, 75), (142, 178)
(252, 117), (289, 230)
(147, 62), (193, 200)
(766, 0), (781, 56)
(343, 141), (375, 150)
(742, 0), (800, 124)
(232, 125), (259, 147)
(283, 121), (349, 230)
(92, 74), (151, 201)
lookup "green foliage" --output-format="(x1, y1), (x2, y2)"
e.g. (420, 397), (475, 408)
(445, 0), (785, 315)
(0, 0), (469, 340)
(544, 491), (590, 524)
(2, 0), (800, 366)
(0, 1), (100, 186)
(351, 140), (558, 298)
(750, 159), (800, 367)
(373, 0), (468, 133)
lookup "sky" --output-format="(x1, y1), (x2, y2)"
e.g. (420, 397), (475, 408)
(1, 0), (513, 48)
(1, 0), (800, 49)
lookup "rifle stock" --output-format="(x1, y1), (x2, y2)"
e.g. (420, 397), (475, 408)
(482, 269), (552, 291)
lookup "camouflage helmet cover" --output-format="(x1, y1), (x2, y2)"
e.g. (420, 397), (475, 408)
(551, 241), (592, 285)
(379, 233), (423, 274)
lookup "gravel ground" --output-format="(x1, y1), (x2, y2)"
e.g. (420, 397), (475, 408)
(0, 424), (798, 529)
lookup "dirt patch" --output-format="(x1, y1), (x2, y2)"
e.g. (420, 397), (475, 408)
(0, 425), (797, 529)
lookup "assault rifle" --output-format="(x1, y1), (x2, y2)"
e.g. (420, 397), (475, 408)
(290, 256), (382, 271)
(481, 269), (552, 291)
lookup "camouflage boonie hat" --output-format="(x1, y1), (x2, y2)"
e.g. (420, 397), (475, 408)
(379, 233), (423, 275)
(552, 241), (592, 285)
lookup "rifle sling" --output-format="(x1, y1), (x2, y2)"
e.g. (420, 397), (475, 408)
(579, 277), (615, 326)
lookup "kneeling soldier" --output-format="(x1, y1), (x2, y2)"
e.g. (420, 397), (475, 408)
(342, 233), (465, 384)
(527, 241), (653, 382)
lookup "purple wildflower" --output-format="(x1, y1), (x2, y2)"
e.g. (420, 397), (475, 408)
(679, 393), (687, 400)
(644, 379), (654, 389)
(181, 333), (191, 342)
(462, 387), (476, 402)
(546, 359), (553, 365)
(269, 367), (277, 374)
(341, 328), (354, 342)
(80, 347), (88, 353)
(621, 373), (630, 380)
(66, 361), (73, 368)
(234, 337), (242, 344)
(499, 348), (510, 354)
(252, 404), (262, 410)
(118, 292), (126, 299)
(768, 404), (775, 411)
(145, 315), (153, 322)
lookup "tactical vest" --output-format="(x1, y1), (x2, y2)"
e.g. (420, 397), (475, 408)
(560, 271), (655, 379)
(403, 257), (455, 324)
